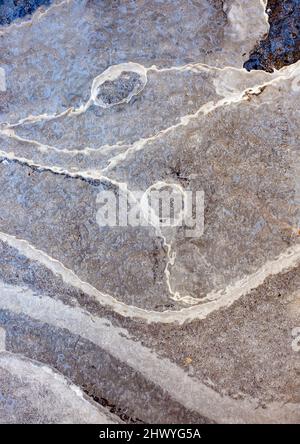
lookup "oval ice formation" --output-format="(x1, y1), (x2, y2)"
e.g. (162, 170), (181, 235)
(90, 62), (147, 108)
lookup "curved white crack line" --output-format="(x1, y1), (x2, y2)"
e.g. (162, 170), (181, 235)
(3, 61), (299, 174)
(0, 0), (72, 35)
(1, 61), (299, 309)
(1, 62), (147, 129)
(148, 61), (269, 75)
(0, 151), (115, 184)
(1, 151), (300, 307)
(0, 76), (272, 167)
(0, 62), (228, 128)
(0, 230), (300, 325)
(0, 151), (281, 307)
(0, 62), (260, 134)
(0, 280), (299, 424)
(0, 93), (250, 170)
(101, 64), (300, 173)
(1, 56), (300, 306)
(0, 127), (130, 157)
(0, 0), (295, 129)
(0, 153), (196, 305)
(1, 102), (89, 129)
(0, 62), (268, 130)
(0, 352), (121, 424)
(138, 180), (203, 305)
(0, 63), (265, 132)
(0, 80), (264, 164)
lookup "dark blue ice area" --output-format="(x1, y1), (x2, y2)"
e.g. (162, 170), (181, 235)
(0, 0), (51, 26)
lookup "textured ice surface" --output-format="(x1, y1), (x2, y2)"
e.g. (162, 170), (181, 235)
(0, 352), (121, 423)
(0, 0), (299, 424)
